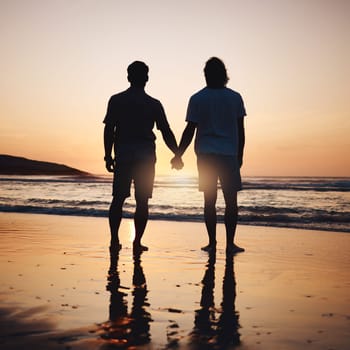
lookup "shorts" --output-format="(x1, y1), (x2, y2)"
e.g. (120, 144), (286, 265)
(197, 154), (242, 193)
(112, 160), (155, 199)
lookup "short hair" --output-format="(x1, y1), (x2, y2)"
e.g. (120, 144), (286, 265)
(204, 57), (229, 88)
(127, 61), (149, 84)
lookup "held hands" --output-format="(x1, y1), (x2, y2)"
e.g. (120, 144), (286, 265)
(171, 155), (184, 170)
(105, 156), (116, 173)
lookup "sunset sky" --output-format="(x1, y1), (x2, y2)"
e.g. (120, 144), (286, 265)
(1, 0), (349, 176)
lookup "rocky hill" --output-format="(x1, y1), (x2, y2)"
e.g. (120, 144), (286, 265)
(0, 155), (90, 176)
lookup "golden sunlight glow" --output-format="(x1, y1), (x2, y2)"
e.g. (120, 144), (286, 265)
(1, 1), (349, 176)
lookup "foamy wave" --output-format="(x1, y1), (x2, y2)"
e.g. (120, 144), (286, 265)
(1, 203), (349, 233)
(1, 175), (349, 233)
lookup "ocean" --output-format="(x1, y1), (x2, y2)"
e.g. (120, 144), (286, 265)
(0, 175), (349, 233)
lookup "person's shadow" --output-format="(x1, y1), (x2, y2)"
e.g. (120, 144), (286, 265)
(190, 252), (241, 349)
(100, 250), (152, 348)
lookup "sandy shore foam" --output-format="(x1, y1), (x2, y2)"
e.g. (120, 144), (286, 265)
(0, 212), (349, 349)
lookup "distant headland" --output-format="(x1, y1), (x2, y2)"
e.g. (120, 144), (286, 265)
(0, 155), (91, 176)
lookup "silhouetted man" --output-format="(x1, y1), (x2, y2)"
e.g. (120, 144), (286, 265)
(104, 61), (179, 253)
(172, 57), (246, 254)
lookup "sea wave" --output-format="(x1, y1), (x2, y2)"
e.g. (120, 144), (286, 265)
(243, 178), (350, 192)
(1, 202), (349, 233)
(1, 175), (349, 191)
(1, 175), (349, 233)
(0, 176), (111, 186)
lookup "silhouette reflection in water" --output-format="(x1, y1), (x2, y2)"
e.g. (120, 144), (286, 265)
(100, 251), (152, 348)
(190, 253), (241, 349)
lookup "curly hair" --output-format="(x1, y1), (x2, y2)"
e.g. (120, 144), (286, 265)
(204, 57), (229, 88)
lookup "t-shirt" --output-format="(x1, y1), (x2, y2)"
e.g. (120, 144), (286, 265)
(104, 87), (170, 162)
(186, 87), (246, 156)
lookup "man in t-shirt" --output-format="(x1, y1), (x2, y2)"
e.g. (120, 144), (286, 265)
(104, 61), (180, 253)
(171, 57), (246, 254)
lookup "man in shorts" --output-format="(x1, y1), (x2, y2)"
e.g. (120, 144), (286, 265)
(171, 57), (246, 254)
(104, 61), (180, 253)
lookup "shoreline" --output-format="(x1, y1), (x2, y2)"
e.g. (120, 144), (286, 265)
(0, 210), (348, 234)
(0, 212), (349, 349)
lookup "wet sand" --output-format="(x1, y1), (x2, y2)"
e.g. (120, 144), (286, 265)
(0, 212), (349, 349)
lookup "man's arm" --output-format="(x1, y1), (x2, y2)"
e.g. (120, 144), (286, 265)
(237, 117), (245, 168)
(169, 121), (196, 169)
(103, 123), (115, 172)
(160, 126), (178, 155)
(177, 121), (197, 157)
(159, 126), (184, 170)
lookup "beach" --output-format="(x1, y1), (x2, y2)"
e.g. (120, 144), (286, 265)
(0, 212), (349, 350)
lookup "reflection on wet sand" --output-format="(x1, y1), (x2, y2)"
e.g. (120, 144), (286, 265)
(190, 253), (241, 349)
(99, 251), (152, 348)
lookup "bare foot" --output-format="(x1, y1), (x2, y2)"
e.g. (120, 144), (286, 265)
(226, 244), (245, 255)
(133, 243), (149, 253)
(201, 244), (216, 253)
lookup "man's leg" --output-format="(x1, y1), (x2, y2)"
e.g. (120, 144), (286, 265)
(197, 154), (218, 252)
(109, 196), (125, 252)
(109, 162), (132, 253)
(220, 155), (244, 254)
(133, 160), (154, 253)
(133, 195), (149, 252)
(223, 190), (244, 254)
(202, 189), (217, 251)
